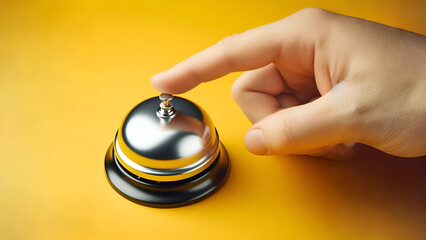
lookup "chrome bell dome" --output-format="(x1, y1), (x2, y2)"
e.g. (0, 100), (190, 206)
(104, 94), (230, 208)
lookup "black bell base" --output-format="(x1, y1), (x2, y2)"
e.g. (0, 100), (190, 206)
(104, 143), (230, 208)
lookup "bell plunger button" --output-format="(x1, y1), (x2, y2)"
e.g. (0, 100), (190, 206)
(156, 93), (176, 120)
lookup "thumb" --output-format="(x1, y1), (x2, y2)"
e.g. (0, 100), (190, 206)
(244, 93), (348, 155)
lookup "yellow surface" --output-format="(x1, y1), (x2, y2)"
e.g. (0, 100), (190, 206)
(0, 1), (425, 239)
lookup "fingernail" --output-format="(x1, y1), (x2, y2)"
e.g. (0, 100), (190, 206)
(245, 129), (268, 155)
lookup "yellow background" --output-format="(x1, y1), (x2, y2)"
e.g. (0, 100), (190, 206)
(0, 0), (425, 239)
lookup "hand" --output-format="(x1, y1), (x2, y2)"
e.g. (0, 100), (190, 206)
(151, 8), (426, 159)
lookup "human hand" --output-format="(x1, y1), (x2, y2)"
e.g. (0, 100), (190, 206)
(151, 8), (426, 159)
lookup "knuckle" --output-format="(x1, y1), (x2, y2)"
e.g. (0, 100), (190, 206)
(294, 7), (332, 28)
(284, 7), (333, 41)
(218, 33), (241, 48)
(230, 74), (248, 102)
(230, 81), (242, 102)
(216, 33), (241, 72)
(277, 113), (296, 151)
(296, 7), (328, 18)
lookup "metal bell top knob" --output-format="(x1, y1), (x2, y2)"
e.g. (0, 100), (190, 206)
(157, 93), (176, 119)
(159, 93), (173, 106)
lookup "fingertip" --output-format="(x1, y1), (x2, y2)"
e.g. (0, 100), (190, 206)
(150, 72), (169, 92)
(151, 71), (181, 93)
(151, 68), (198, 94)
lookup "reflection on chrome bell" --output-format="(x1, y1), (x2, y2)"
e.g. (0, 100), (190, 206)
(104, 94), (230, 208)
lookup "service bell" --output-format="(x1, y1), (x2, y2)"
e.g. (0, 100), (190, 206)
(104, 94), (230, 208)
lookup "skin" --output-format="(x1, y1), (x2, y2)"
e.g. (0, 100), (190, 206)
(151, 8), (426, 159)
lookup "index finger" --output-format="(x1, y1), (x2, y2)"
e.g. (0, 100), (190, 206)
(151, 8), (327, 94)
